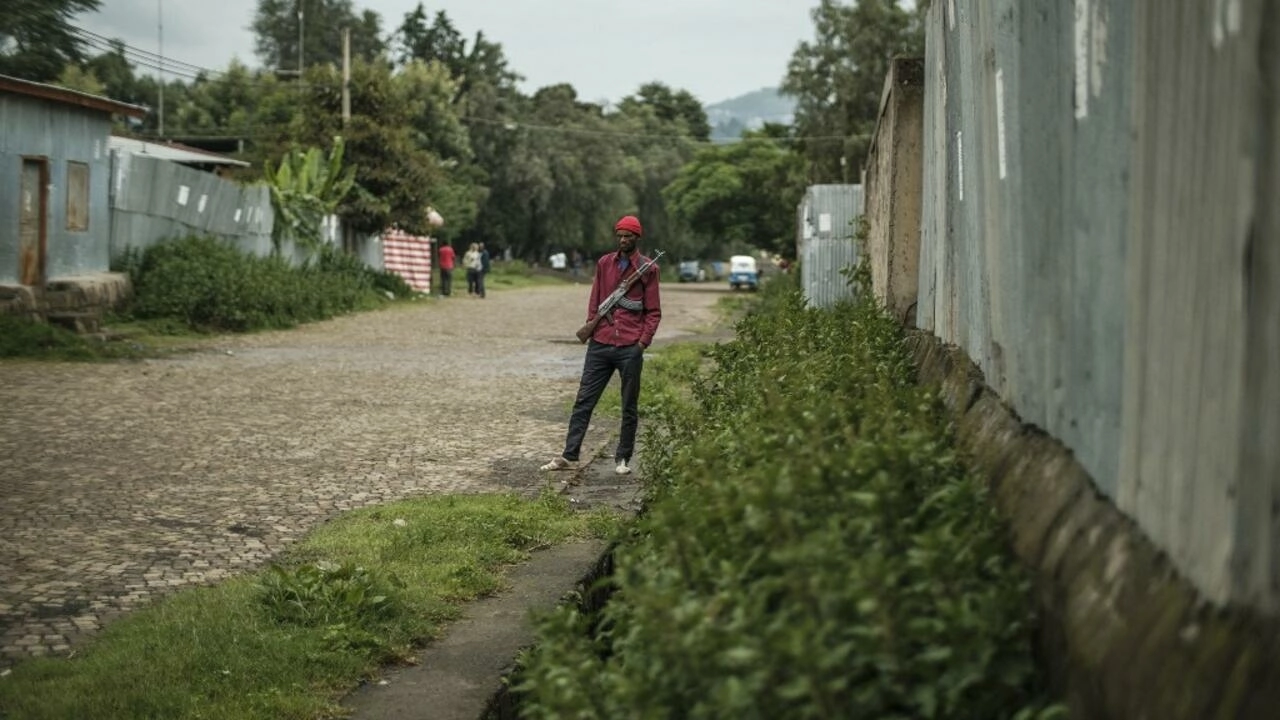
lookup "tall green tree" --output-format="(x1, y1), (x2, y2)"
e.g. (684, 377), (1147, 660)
(618, 82), (711, 143)
(393, 5), (465, 78)
(781, 0), (922, 182)
(252, 0), (384, 73)
(84, 40), (143, 103)
(663, 128), (806, 256)
(292, 59), (443, 236)
(0, 0), (101, 81)
(610, 101), (701, 260)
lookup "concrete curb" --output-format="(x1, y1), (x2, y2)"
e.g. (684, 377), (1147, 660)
(342, 438), (639, 720)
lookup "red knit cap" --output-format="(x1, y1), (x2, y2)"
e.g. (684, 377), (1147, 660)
(615, 215), (643, 237)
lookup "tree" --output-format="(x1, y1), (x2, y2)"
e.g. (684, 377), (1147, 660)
(396, 59), (481, 241)
(292, 59), (444, 236)
(0, 0), (101, 81)
(55, 63), (104, 95)
(663, 129), (806, 256)
(393, 5), (465, 79)
(619, 82), (711, 142)
(84, 40), (143, 104)
(781, 0), (922, 182)
(265, 137), (362, 256)
(252, 0), (384, 73)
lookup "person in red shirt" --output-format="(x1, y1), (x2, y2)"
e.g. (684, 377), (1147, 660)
(437, 241), (457, 296)
(541, 215), (662, 476)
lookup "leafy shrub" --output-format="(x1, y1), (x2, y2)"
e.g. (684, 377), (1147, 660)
(516, 272), (1061, 719)
(258, 560), (403, 629)
(116, 236), (388, 332)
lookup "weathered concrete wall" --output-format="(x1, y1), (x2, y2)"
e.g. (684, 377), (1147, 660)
(917, 0), (1279, 610)
(909, 331), (1280, 720)
(863, 57), (924, 325)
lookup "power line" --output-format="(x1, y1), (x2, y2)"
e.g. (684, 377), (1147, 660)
(71, 26), (219, 78)
(70, 26), (311, 91)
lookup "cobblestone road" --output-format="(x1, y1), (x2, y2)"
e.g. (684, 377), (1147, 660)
(0, 281), (725, 668)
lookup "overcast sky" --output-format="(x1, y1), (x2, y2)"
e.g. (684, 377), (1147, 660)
(74, 0), (820, 105)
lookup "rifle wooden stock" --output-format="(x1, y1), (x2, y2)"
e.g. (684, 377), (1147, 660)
(575, 317), (601, 344)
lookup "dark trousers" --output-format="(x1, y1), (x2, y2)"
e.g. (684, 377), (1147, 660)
(440, 268), (453, 296)
(466, 268), (479, 295)
(562, 341), (644, 462)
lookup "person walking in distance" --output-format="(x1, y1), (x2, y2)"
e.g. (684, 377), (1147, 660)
(541, 215), (661, 476)
(437, 241), (456, 296)
(463, 243), (482, 297)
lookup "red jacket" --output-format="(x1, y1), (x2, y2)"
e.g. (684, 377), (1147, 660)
(588, 251), (662, 347)
(438, 243), (456, 271)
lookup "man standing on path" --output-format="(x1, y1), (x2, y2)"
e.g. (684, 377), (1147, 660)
(438, 241), (456, 297)
(541, 215), (661, 477)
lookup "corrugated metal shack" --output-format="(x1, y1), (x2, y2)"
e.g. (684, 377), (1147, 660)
(0, 74), (146, 286)
(796, 184), (864, 308)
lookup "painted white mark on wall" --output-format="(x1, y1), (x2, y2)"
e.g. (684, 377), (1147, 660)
(1074, 0), (1090, 119)
(234, 208), (242, 223)
(947, 0), (956, 30)
(1214, 0), (1243, 48)
(1227, 0), (1242, 34)
(198, 194), (208, 213)
(818, 213), (832, 233)
(176, 185), (190, 206)
(1090, 0), (1108, 99)
(93, 139), (101, 160)
(956, 130), (965, 202)
(995, 68), (1008, 180)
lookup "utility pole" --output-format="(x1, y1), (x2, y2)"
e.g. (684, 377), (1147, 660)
(297, 0), (305, 79)
(342, 27), (351, 126)
(157, 0), (165, 137)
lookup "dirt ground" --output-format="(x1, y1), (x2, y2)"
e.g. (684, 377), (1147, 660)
(0, 279), (732, 667)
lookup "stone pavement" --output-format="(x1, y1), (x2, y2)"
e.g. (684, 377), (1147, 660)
(0, 281), (725, 669)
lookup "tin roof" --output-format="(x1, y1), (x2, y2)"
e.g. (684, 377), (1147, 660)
(0, 74), (148, 118)
(108, 135), (250, 167)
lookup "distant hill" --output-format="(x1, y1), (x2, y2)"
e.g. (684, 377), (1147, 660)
(705, 87), (796, 142)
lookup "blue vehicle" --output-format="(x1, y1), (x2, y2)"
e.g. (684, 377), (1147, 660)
(728, 255), (759, 291)
(678, 260), (706, 282)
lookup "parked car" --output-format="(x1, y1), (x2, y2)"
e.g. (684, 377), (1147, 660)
(678, 260), (706, 282)
(728, 255), (759, 291)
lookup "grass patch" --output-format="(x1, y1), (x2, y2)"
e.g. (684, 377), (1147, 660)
(0, 314), (152, 362)
(480, 260), (576, 291)
(0, 491), (622, 720)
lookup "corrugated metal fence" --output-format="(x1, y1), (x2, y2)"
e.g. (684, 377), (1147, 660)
(918, 0), (1278, 609)
(797, 184), (864, 308)
(109, 153), (273, 259)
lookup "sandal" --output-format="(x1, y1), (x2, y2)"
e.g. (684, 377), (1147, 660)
(540, 456), (575, 471)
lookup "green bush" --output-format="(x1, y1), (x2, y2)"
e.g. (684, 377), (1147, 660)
(115, 236), (391, 332)
(515, 271), (1062, 719)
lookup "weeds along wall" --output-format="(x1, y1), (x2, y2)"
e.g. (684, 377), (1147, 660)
(109, 153), (274, 260)
(917, 0), (1279, 609)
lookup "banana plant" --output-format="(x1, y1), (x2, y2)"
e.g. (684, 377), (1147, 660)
(264, 137), (363, 257)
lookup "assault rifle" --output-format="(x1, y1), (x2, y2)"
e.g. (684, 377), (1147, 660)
(575, 250), (665, 344)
